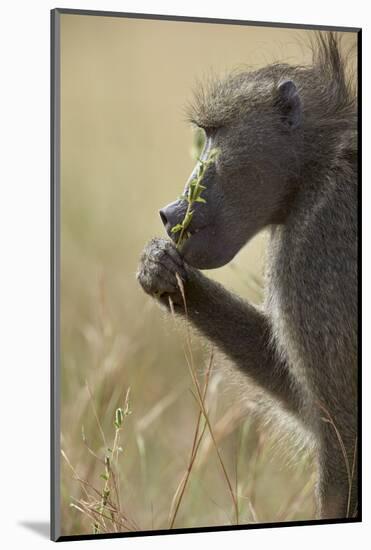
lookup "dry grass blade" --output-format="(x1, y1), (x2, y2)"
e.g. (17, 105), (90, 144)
(174, 273), (239, 524)
(137, 386), (184, 432)
(317, 401), (354, 518)
(61, 449), (95, 501)
(350, 436), (358, 517)
(278, 472), (316, 521)
(70, 502), (106, 532)
(196, 404), (246, 468)
(248, 500), (259, 523)
(85, 380), (108, 450)
(168, 352), (214, 528)
(62, 389), (139, 534)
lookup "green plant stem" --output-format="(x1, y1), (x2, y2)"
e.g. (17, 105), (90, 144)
(172, 148), (219, 249)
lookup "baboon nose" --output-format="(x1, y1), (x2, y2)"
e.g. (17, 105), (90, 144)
(159, 200), (187, 242)
(159, 209), (168, 227)
(159, 200), (182, 233)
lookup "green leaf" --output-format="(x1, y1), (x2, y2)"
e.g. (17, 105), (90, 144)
(171, 224), (183, 233)
(171, 146), (220, 248)
(115, 407), (125, 429)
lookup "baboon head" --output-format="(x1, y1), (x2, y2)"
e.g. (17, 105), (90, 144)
(159, 70), (304, 269)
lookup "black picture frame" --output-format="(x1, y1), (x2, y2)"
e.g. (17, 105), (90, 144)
(51, 8), (362, 542)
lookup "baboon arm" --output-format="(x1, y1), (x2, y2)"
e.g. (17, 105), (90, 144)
(181, 268), (300, 416)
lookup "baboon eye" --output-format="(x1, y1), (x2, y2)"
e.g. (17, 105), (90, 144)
(203, 126), (218, 136)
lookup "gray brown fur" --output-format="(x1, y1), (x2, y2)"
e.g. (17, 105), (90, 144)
(137, 32), (358, 519)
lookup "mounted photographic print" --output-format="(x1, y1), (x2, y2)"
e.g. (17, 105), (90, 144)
(51, 8), (361, 541)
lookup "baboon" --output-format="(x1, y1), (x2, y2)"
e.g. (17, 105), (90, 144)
(137, 32), (358, 520)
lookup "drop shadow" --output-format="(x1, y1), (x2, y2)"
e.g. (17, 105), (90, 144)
(18, 521), (50, 539)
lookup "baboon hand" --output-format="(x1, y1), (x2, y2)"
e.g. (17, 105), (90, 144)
(137, 238), (187, 305)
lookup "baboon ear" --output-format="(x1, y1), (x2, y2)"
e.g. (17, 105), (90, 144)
(276, 80), (302, 129)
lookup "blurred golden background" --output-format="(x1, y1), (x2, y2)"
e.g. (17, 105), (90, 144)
(59, 14), (356, 536)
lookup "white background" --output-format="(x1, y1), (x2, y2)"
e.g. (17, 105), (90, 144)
(0, 0), (368, 548)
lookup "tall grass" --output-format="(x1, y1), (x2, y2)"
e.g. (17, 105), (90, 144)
(317, 401), (358, 518)
(60, 235), (356, 534)
(60, 270), (317, 535)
